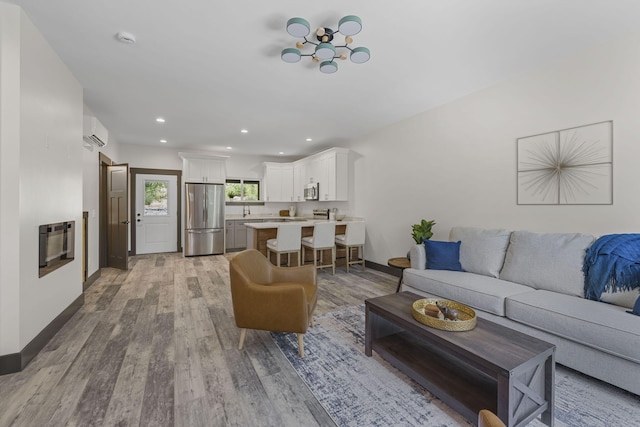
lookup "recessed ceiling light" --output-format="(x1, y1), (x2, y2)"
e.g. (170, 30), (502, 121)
(226, 146), (232, 150)
(306, 138), (313, 142)
(241, 129), (248, 133)
(279, 151), (284, 155)
(156, 117), (165, 123)
(160, 139), (167, 143)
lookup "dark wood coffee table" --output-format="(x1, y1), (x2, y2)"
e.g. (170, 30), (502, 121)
(365, 292), (555, 427)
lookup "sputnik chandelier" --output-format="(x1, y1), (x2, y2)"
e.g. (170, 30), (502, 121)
(281, 15), (370, 74)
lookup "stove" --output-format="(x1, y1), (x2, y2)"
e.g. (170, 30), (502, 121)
(312, 209), (330, 219)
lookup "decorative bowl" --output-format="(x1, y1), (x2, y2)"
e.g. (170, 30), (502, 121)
(412, 298), (477, 331)
(335, 214), (346, 221)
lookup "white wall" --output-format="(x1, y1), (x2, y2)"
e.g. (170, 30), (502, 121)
(81, 144), (100, 277)
(0, 3), (22, 355)
(347, 30), (640, 265)
(81, 106), (123, 279)
(0, 4), (84, 354)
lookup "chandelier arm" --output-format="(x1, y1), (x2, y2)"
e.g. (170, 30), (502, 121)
(303, 37), (319, 47)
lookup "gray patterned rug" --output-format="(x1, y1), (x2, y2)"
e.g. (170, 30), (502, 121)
(271, 305), (640, 427)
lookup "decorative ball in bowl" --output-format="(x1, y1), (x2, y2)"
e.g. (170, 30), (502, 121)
(335, 214), (346, 221)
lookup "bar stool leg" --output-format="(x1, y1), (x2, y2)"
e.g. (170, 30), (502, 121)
(332, 246), (335, 275)
(346, 245), (350, 273)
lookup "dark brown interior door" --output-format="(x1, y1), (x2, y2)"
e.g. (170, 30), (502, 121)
(107, 164), (129, 270)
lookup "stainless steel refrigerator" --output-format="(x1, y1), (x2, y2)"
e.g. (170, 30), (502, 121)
(185, 183), (225, 256)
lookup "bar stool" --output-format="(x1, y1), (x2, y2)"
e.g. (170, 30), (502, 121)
(301, 221), (336, 274)
(335, 221), (366, 273)
(266, 223), (302, 267)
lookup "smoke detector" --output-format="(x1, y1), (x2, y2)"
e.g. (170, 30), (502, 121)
(116, 31), (136, 44)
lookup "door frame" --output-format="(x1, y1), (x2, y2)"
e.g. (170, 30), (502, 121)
(130, 168), (182, 256)
(99, 152), (113, 268)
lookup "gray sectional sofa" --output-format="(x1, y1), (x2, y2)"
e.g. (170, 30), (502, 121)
(401, 226), (640, 396)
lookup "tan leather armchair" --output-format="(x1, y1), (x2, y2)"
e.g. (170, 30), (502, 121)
(478, 410), (506, 427)
(229, 249), (318, 357)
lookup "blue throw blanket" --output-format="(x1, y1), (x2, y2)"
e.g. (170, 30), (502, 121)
(583, 234), (640, 300)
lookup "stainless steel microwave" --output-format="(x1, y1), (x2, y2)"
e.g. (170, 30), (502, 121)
(304, 183), (319, 200)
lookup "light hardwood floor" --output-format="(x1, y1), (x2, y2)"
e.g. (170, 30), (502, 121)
(0, 252), (397, 426)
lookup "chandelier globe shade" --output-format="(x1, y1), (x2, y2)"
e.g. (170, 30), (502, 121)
(281, 48), (302, 63)
(319, 61), (338, 74)
(350, 46), (370, 64)
(315, 43), (336, 60)
(286, 17), (310, 37)
(338, 15), (362, 36)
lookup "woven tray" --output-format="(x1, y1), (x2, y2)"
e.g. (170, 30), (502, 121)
(412, 298), (477, 331)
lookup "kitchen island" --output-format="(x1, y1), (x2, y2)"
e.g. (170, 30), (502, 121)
(245, 220), (360, 267)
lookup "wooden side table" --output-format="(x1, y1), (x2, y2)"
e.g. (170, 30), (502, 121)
(387, 257), (411, 293)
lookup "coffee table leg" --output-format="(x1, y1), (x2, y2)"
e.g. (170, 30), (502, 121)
(365, 305), (373, 356)
(542, 353), (555, 426)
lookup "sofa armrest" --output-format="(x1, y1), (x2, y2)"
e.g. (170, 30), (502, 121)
(410, 244), (426, 270)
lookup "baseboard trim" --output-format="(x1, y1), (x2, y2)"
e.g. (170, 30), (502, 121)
(365, 260), (402, 277)
(0, 293), (84, 376)
(83, 269), (101, 291)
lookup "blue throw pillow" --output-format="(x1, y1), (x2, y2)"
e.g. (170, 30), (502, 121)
(423, 239), (463, 271)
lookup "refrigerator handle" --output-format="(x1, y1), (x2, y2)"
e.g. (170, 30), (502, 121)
(203, 190), (207, 227)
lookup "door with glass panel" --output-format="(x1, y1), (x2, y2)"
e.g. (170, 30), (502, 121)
(135, 174), (178, 254)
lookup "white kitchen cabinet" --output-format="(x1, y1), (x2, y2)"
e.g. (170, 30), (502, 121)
(264, 163), (294, 202)
(293, 160), (307, 202)
(179, 153), (227, 183)
(308, 148), (348, 201)
(264, 148), (348, 203)
(281, 165), (294, 201)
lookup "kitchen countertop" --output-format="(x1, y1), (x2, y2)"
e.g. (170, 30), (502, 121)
(245, 219), (361, 229)
(225, 214), (311, 221)
(226, 214), (362, 222)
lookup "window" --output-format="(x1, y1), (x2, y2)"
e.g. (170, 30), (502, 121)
(226, 179), (260, 202)
(144, 180), (169, 215)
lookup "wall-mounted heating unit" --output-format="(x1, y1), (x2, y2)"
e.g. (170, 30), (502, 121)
(83, 115), (108, 147)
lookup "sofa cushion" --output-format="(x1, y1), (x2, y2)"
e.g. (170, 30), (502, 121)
(499, 230), (595, 297)
(403, 268), (535, 316)
(450, 227), (511, 278)
(506, 290), (640, 363)
(600, 288), (640, 309)
(423, 239), (463, 271)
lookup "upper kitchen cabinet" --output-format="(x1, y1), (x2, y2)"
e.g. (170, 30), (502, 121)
(292, 160), (307, 202)
(179, 152), (228, 183)
(263, 147), (349, 203)
(307, 148), (349, 201)
(264, 163), (294, 202)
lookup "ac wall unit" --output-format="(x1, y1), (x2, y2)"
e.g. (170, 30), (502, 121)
(83, 116), (108, 147)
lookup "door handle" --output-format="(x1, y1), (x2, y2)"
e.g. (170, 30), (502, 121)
(121, 220), (130, 224)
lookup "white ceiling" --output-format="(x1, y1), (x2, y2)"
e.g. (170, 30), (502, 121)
(8, 0), (640, 157)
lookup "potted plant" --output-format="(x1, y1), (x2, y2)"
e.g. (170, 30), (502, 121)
(411, 219), (436, 244)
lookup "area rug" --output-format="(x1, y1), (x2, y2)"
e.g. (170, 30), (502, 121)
(271, 305), (640, 427)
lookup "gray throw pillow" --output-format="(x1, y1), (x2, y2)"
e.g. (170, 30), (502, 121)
(449, 227), (511, 278)
(499, 230), (595, 297)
